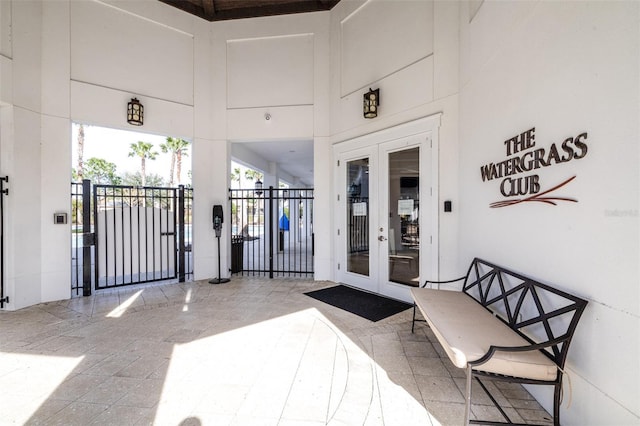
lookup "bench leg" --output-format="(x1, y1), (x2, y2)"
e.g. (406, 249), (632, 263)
(411, 304), (416, 333)
(553, 381), (561, 426)
(464, 365), (472, 425)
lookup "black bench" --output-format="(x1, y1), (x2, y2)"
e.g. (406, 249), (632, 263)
(411, 258), (588, 426)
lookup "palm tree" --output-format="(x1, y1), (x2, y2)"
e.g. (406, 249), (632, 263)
(230, 166), (242, 225)
(77, 123), (85, 180)
(128, 141), (158, 187)
(230, 166), (241, 189)
(244, 169), (264, 224)
(244, 169), (263, 185)
(160, 137), (190, 186)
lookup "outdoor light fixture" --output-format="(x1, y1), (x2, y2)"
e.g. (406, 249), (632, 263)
(127, 98), (144, 126)
(255, 179), (263, 197)
(363, 88), (379, 119)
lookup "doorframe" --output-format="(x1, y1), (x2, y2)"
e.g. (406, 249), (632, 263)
(333, 114), (441, 299)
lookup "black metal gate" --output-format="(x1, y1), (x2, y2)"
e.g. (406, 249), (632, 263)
(1, 176), (8, 308)
(71, 180), (193, 295)
(348, 196), (369, 254)
(230, 186), (313, 278)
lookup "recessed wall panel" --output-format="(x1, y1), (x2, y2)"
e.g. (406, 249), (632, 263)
(227, 34), (314, 109)
(70, 1), (194, 105)
(0, 0), (11, 58)
(335, 56), (433, 136)
(227, 105), (313, 141)
(70, 81), (193, 139)
(341, 0), (433, 96)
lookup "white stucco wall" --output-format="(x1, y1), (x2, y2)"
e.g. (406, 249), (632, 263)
(212, 11), (331, 278)
(1, 0), (456, 306)
(329, 0), (460, 279)
(1, 0), (333, 301)
(2, 0), (44, 309)
(1, 0), (209, 309)
(458, 1), (639, 424)
(1, 1), (638, 422)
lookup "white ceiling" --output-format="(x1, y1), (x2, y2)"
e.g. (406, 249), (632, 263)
(234, 140), (314, 187)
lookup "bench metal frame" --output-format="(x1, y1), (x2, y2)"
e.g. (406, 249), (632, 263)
(412, 258), (588, 426)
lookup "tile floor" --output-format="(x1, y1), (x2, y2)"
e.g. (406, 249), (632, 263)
(0, 277), (553, 425)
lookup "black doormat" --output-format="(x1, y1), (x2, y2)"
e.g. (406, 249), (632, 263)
(305, 285), (412, 322)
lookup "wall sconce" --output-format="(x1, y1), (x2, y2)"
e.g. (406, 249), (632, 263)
(255, 179), (263, 197)
(127, 98), (144, 126)
(363, 88), (379, 119)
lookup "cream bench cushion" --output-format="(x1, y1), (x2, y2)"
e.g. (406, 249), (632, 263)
(411, 287), (558, 382)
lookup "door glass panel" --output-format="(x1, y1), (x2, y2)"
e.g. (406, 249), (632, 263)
(347, 158), (369, 276)
(388, 148), (419, 286)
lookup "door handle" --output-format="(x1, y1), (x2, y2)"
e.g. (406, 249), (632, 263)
(378, 235), (387, 241)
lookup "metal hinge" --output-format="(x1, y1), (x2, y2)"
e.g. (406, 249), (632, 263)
(337, 194), (340, 201)
(337, 229), (340, 236)
(338, 263), (340, 270)
(1, 176), (9, 309)
(1, 176), (8, 195)
(337, 160), (340, 167)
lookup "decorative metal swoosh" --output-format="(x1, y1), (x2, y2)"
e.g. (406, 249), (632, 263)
(490, 176), (578, 208)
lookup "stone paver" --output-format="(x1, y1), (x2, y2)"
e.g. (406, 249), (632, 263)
(0, 277), (552, 425)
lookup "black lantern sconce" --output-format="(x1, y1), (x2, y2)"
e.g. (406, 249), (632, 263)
(127, 98), (144, 126)
(363, 88), (380, 119)
(254, 179), (263, 197)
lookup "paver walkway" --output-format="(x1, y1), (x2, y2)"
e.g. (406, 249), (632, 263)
(0, 277), (552, 425)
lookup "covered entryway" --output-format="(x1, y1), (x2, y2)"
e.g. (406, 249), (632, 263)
(229, 186), (313, 278)
(334, 116), (441, 303)
(229, 138), (315, 279)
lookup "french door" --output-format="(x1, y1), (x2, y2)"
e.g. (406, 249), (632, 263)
(335, 128), (438, 303)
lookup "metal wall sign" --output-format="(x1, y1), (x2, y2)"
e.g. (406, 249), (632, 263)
(480, 127), (589, 208)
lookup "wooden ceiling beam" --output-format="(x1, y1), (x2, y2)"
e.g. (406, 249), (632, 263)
(159, 0), (340, 22)
(202, 0), (215, 19)
(159, 0), (208, 21)
(211, 1), (339, 21)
